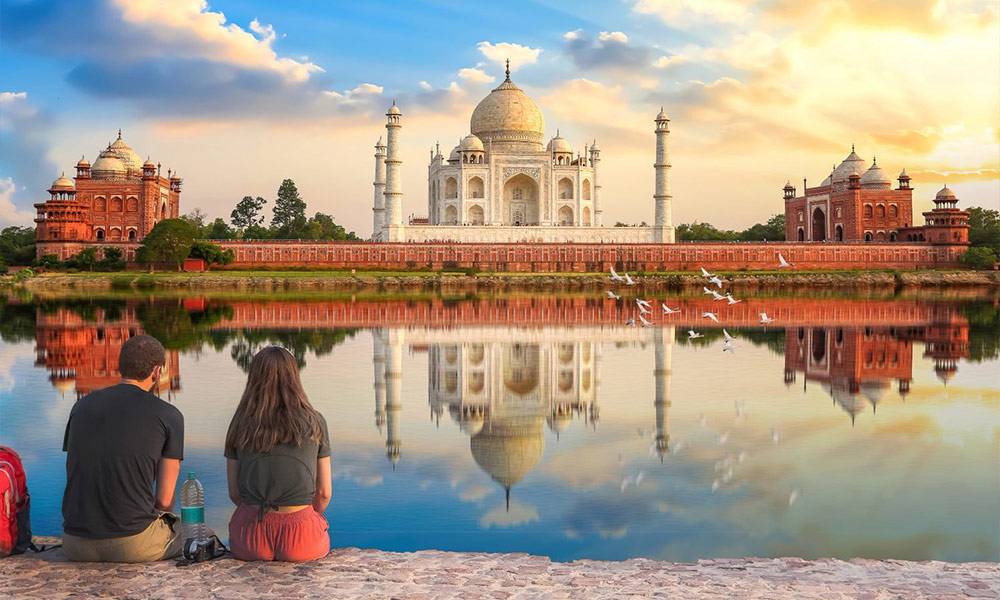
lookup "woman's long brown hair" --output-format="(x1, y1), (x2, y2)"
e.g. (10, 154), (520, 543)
(225, 346), (324, 453)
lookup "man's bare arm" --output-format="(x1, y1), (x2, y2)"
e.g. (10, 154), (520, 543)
(154, 458), (181, 512)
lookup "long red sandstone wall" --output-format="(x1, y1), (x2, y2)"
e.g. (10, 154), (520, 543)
(211, 240), (965, 271)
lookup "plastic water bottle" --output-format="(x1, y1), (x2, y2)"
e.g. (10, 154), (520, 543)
(179, 472), (207, 544)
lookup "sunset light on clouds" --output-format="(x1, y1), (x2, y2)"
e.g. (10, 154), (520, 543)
(1, 0), (997, 233)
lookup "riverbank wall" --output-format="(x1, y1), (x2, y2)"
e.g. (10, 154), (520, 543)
(2, 543), (997, 600)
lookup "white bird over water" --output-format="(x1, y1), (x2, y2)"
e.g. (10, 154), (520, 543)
(725, 294), (742, 305)
(624, 272), (638, 286)
(662, 303), (680, 315)
(778, 253), (792, 268)
(606, 290), (621, 300)
(759, 312), (776, 325)
(709, 275), (724, 288)
(702, 286), (715, 296)
(688, 330), (703, 339)
(610, 266), (624, 281)
(701, 267), (715, 278)
(702, 312), (720, 323)
(638, 304), (652, 315)
(710, 290), (726, 301)
(722, 340), (735, 353)
(639, 314), (653, 327)
(636, 298), (652, 309)
(625, 317), (636, 327)
(723, 329), (735, 342)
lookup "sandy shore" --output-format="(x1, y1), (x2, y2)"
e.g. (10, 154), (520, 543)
(2, 541), (997, 600)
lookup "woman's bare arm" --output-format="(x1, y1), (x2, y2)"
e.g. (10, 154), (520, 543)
(313, 456), (332, 513)
(226, 458), (242, 507)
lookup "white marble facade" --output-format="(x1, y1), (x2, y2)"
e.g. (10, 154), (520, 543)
(371, 63), (674, 243)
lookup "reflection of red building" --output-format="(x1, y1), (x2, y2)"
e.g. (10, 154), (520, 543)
(34, 307), (180, 399)
(784, 321), (969, 423)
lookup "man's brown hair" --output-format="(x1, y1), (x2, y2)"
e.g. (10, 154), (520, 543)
(118, 334), (166, 381)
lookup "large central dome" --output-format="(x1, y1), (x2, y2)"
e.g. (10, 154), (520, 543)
(470, 69), (545, 152)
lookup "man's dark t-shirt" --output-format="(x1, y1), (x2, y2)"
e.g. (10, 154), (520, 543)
(62, 383), (184, 539)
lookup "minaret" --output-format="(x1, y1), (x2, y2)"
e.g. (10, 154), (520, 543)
(653, 107), (674, 243)
(373, 330), (386, 432)
(372, 137), (386, 240)
(384, 329), (404, 466)
(653, 326), (673, 461)
(590, 140), (602, 227)
(383, 102), (404, 241)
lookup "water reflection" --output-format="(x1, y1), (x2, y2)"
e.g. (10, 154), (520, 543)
(2, 293), (997, 562)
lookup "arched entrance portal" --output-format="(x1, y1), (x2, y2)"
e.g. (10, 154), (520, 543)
(503, 174), (539, 226)
(812, 207), (826, 241)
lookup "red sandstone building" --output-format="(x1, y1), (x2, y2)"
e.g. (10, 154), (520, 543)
(783, 147), (970, 245)
(34, 131), (181, 261)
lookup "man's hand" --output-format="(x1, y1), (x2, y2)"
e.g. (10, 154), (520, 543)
(155, 458), (181, 512)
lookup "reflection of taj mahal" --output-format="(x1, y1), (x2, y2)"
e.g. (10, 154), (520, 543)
(371, 327), (675, 505)
(371, 62), (673, 244)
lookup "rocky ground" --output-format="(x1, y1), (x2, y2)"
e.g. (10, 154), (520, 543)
(8, 269), (1000, 295)
(2, 542), (998, 600)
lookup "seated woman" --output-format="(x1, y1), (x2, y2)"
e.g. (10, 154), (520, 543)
(225, 346), (332, 561)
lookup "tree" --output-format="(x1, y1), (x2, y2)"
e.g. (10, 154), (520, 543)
(189, 241), (235, 266)
(68, 247), (98, 271)
(739, 214), (785, 241)
(244, 224), (271, 240)
(967, 206), (1000, 257)
(676, 221), (737, 241)
(0, 226), (37, 266)
(272, 179), (307, 237)
(961, 247), (998, 270)
(204, 217), (235, 240)
(301, 212), (362, 241)
(231, 196), (267, 233)
(97, 247), (126, 271)
(137, 218), (199, 272)
(183, 208), (208, 229)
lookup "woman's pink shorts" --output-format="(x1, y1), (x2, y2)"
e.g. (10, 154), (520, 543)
(229, 504), (330, 562)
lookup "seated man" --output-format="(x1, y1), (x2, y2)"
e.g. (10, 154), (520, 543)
(62, 334), (185, 562)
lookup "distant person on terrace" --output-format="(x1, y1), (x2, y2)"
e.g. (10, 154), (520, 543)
(62, 335), (185, 562)
(225, 346), (332, 562)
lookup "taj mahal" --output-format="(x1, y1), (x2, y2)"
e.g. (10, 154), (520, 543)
(371, 62), (674, 244)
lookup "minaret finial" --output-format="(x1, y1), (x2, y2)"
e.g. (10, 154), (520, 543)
(851, 143), (855, 152)
(117, 128), (122, 139)
(505, 59), (510, 80)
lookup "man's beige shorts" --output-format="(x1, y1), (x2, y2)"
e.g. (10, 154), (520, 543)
(63, 513), (184, 563)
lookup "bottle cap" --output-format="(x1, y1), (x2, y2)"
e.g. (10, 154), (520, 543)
(188, 472), (197, 479)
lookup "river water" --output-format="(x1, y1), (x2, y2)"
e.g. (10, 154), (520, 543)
(1, 291), (997, 562)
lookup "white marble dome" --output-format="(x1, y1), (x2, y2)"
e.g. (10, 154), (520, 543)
(91, 149), (126, 178)
(459, 134), (484, 151)
(860, 160), (891, 189)
(936, 185), (957, 201)
(547, 133), (571, 154)
(49, 173), (74, 190)
(470, 75), (545, 151)
(109, 135), (143, 175)
(832, 148), (867, 183)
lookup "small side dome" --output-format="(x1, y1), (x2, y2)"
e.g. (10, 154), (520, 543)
(783, 180), (795, 191)
(459, 134), (484, 151)
(76, 156), (90, 167)
(143, 156), (155, 167)
(50, 173), (74, 190)
(935, 185), (957, 201)
(547, 132), (572, 154)
(589, 140), (600, 152)
(655, 107), (669, 121)
(860, 158), (891, 189)
(898, 168), (910, 179)
(448, 145), (461, 162)
(387, 102), (401, 115)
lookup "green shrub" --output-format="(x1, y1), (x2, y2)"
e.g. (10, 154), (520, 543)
(135, 274), (157, 290)
(13, 267), (34, 282)
(110, 276), (134, 290)
(961, 247), (998, 270)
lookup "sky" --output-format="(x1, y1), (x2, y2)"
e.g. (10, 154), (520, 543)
(1, 0), (998, 236)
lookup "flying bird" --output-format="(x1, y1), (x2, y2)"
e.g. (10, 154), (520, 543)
(759, 313), (776, 325)
(702, 311), (719, 323)
(638, 314), (653, 327)
(700, 267), (715, 278)
(610, 266), (624, 281)
(710, 290), (726, 301)
(778, 253), (792, 268)
(624, 272), (638, 286)
(606, 290), (621, 300)
(703, 286), (715, 296)
(722, 340), (735, 353)
(639, 304), (652, 315)
(709, 275), (724, 288)
(687, 330), (703, 339)
(636, 298), (652, 308)
(625, 317), (636, 327)
(725, 294), (742, 305)
(662, 303), (680, 315)
(723, 329), (735, 342)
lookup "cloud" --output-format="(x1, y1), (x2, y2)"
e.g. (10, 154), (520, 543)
(479, 497), (540, 528)
(652, 55), (685, 69)
(459, 485), (494, 502)
(563, 29), (653, 70)
(0, 92), (56, 227)
(458, 67), (496, 85)
(633, 0), (753, 28)
(477, 41), (542, 71)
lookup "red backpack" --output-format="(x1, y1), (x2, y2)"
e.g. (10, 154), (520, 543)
(0, 446), (32, 557)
